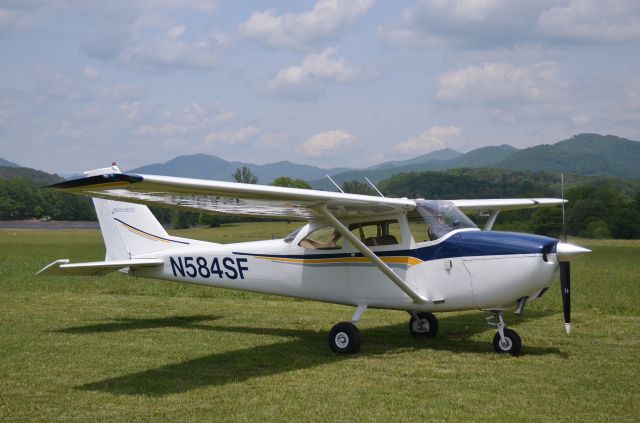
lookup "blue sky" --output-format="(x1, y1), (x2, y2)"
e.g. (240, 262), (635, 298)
(1, 0), (639, 174)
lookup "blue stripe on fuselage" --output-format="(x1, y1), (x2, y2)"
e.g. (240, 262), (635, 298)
(419, 231), (558, 261)
(234, 231), (558, 262)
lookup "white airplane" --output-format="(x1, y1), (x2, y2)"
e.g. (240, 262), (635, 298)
(38, 164), (590, 355)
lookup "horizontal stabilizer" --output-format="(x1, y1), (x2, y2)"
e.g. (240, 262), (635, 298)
(37, 258), (164, 276)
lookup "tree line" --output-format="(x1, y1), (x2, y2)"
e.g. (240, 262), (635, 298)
(0, 178), (95, 221)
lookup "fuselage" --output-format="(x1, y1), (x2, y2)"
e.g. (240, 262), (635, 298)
(133, 222), (560, 313)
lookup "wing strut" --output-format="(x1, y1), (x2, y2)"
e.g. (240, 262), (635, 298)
(483, 210), (501, 231)
(318, 204), (434, 304)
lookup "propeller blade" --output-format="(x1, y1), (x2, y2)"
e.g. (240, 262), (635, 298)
(559, 261), (571, 335)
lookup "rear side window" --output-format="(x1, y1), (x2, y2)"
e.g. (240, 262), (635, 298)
(348, 220), (401, 247)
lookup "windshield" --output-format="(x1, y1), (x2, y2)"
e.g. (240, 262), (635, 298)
(412, 200), (478, 240)
(283, 227), (302, 243)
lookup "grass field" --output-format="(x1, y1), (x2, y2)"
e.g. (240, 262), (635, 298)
(1, 223), (639, 422)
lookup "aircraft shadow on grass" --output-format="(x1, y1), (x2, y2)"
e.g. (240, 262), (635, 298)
(66, 311), (561, 397)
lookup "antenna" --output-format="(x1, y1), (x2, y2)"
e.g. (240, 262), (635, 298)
(325, 175), (344, 193)
(364, 177), (384, 197)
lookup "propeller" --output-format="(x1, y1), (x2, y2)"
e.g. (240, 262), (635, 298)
(556, 174), (590, 335)
(559, 261), (571, 334)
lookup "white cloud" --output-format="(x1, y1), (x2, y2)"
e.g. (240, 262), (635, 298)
(122, 30), (227, 69)
(31, 66), (90, 102)
(138, 102), (236, 137)
(630, 80), (640, 110)
(571, 114), (592, 126)
(167, 24), (186, 39)
(396, 126), (463, 154)
(0, 7), (33, 32)
(119, 101), (140, 122)
(537, 0), (640, 43)
(378, 0), (548, 47)
(82, 66), (100, 80)
(436, 62), (565, 105)
(99, 83), (144, 101)
(239, 0), (375, 50)
(204, 126), (259, 145)
(266, 47), (360, 100)
(379, 0), (640, 48)
(300, 129), (358, 156)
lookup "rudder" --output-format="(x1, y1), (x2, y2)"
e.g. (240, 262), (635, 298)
(93, 198), (190, 260)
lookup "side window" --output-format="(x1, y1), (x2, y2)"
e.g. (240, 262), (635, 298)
(348, 220), (402, 247)
(299, 226), (343, 250)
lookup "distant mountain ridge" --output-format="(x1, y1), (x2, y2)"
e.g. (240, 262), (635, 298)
(497, 134), (640, 179)
(366, 148), (464, 170)
(0, 166), (64, 185)
(310, 134), (640, 189)
(128, 153), (349, 184)
(125, 134), (640, 187)
(0, 157), (20, 167)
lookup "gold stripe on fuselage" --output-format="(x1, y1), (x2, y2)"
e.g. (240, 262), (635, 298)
(252, 255), (422, 267)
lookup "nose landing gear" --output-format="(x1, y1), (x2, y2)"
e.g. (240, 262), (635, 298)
(408, 312), (439, 337)
(487, 311), (522, 356)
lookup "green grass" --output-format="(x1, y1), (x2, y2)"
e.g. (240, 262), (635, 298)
(1, 224), (639, 422)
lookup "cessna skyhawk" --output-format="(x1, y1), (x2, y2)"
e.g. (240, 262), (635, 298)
(38, 164), (589, 355)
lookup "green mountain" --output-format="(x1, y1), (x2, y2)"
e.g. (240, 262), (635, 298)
(311, 134), (640, 188)
(495, 134), (640, 179)
(310, 144), (518, 189)
(445, 145), (518, 168)
(128, 154), (348, 184)
(367, 148), (463, 170)
(0, 166), (94, 220)
(0, 157), (20, 167)
(125, 133), (640, 189)
(0, 166), (63, 186)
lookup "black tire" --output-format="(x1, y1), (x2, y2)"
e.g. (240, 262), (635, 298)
(409, 312), (439, 337)
(492, 328), (522, 356)
(328, 322), (361, 354)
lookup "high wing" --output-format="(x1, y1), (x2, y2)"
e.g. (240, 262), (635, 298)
(450, 198), (565, 231)
(451, 198), (565, 211)
(47, 173), (417, 219)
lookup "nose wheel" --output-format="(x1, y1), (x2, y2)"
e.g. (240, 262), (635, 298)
(408, 312), (439, 337)
(487, 311), (521, 355)
(492, 328), (521, 354)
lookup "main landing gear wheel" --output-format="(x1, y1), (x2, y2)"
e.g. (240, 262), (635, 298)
(328, 322), (361, 354)
(409, 312), (439, 337)
(492, 328), (522, 356)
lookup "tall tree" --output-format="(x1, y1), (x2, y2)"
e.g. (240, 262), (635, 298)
(271, 176), (311, 189)
(232, 166), (258, 184)
(341, 180), (377, 195)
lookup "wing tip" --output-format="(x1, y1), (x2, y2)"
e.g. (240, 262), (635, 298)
(45, 173), (143, 190)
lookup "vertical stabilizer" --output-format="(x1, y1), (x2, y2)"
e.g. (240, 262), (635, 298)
(93, 198), (189, 260)
(85, 164), (193, 259)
